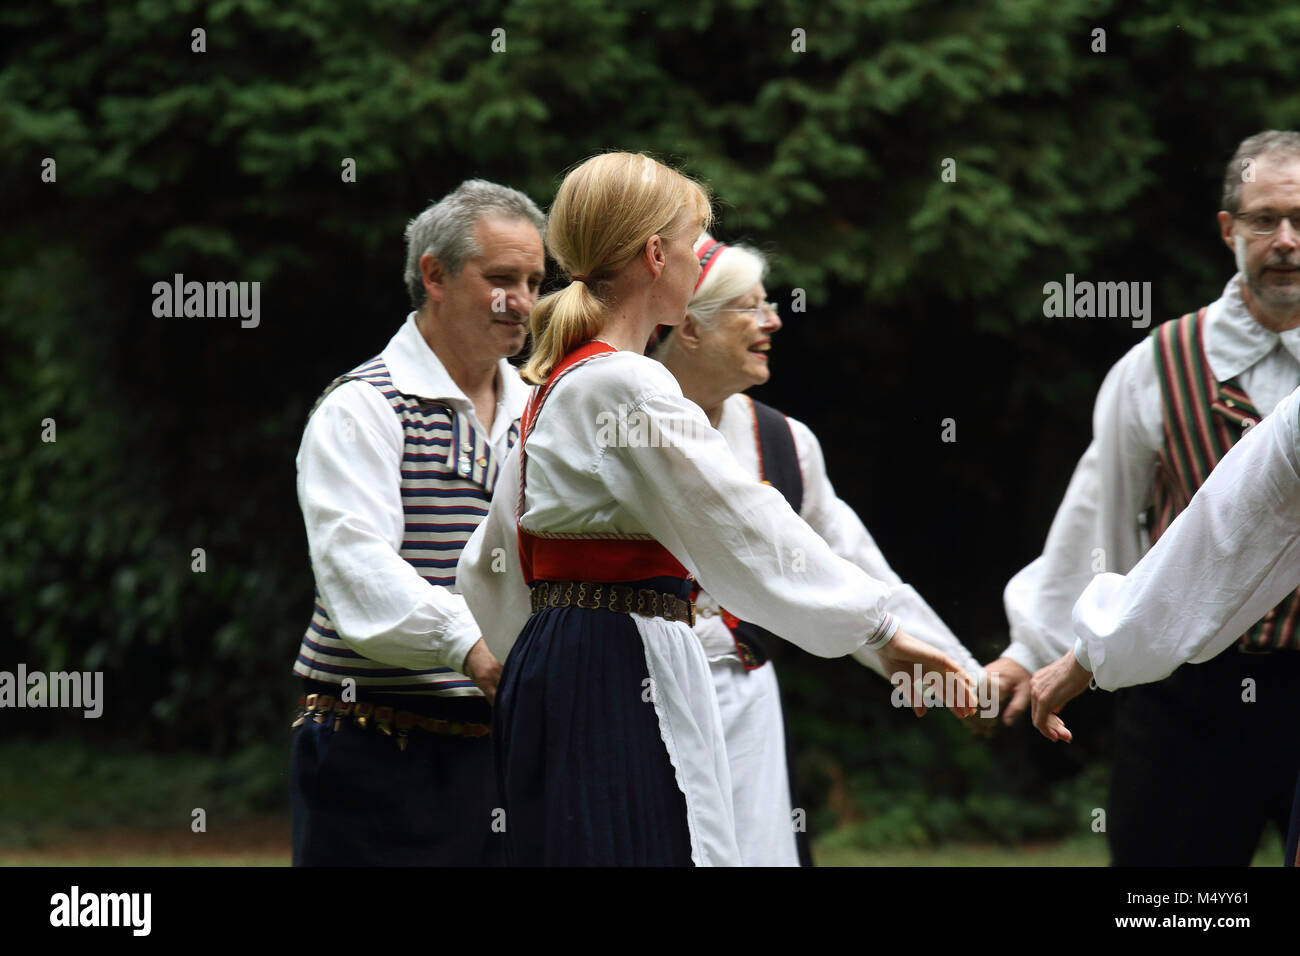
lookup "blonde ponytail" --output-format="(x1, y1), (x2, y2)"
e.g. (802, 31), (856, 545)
(521, 152), (712, 383)
(521, 281), (605, 384)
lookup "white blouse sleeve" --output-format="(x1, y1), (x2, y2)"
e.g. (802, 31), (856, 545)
(592, 362), (899, 659)
(457, 445), (533, 662)
(1072, 386), (1300, 689)
(787, 416), (983, 680)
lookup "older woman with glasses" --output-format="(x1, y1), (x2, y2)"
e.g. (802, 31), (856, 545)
(650, 234), (985, 865)
(457, 153), (976, 866)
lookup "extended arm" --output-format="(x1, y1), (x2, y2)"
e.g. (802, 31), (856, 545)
(1032, 387), (1300, 740)
(298, 382), (483, 675)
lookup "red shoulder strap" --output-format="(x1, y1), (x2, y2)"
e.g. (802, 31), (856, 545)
(520, 340), (617, 442)
(516, 341), (619, 581)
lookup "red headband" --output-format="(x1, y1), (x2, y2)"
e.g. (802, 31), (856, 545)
(694, 239), (728, 291)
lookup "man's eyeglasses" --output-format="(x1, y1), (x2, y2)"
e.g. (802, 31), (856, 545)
(1232, 211), (1300, 236)
(717, 301), (779, 318)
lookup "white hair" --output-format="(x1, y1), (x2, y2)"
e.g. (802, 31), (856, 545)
(651, 234), (767, 358)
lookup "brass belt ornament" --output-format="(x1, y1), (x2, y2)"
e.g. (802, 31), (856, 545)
(290, 694), (490, 745)
(528, 581), (695, 626)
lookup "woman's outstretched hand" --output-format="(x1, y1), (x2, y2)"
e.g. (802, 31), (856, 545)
(878, 629), (980, 719)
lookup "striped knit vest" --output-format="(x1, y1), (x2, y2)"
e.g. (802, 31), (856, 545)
(292, 356), (520, 695)
(1151, 309), (1300, 650)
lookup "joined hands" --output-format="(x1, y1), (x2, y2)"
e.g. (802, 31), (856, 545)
(880, 629), (981, 719)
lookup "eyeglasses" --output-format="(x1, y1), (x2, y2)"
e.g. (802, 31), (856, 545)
(717, 301), (779, 318)
(1232, 211), (1300, 236)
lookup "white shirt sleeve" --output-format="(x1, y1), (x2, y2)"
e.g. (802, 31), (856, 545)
(459, 355), (901, 662)
(787, 416), (983, 681)
(296, 380), (482, 672)
(1001, 341), (1162, 671)
(1072, 386), (1300, 689)
(457, 446), (533, 663)
(595, 370), (899, 659)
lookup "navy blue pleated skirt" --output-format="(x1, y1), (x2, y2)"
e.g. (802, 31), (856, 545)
(493, 577), (695, 866)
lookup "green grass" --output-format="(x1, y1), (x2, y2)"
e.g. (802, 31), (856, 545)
(0, 829), (1100, 866)
(0, 739), (1285, 866)
(813, 838), (1108, 866)
(0, 738), (286, 849)
(1, 835), (1284, 868)
(1, 851), (290, 866)
(3, 832), (1283, 866)
(814, 828), (1283, 867)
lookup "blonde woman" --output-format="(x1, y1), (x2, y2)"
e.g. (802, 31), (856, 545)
(652, 235), (986, 865)
(457, 152), (976, 866)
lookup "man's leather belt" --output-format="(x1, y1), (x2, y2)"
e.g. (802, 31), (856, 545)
(529, 580), (695, 626)
(291, 693), (490, 749)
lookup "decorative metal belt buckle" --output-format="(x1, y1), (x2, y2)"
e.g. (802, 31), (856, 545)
(374, 705), (395, 736)
(333, 700), (353, 731)
(576, 582), (603, 610)
(610, 585), (634, 615)
(354, 701), (374, 729)
(290, 692), (317, 729)
(395, 711), (416, 751)
(635, 589), (659, 617)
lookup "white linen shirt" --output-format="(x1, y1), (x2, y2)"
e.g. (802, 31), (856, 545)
(459, 351), (901, 663)
(1002, 274), (1300, 672)
(696, 394), (982, 681)
(1072, 385), (1300, 688)
(296, 313), (530, 676)
(457, 349), (903, 866)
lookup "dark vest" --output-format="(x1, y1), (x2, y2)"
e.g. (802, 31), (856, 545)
(726, 397), (804, 669)
(730, 396), (814, 867)
(1150, 310), (1300, 651)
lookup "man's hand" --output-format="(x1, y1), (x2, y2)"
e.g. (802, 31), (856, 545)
(982, 657), (1033, 727)
(1029, 650), (1093, 742)
(879, 629), (980, 719)
(462, 639), (502, 705)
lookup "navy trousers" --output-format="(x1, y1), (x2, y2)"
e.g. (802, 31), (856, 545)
(1108, 646), (1300, 866)
(493, 579), (695, 866)
(290, 693), (504, 867)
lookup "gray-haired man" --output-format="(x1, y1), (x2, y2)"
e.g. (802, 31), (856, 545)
(289, 181), (545, 865)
